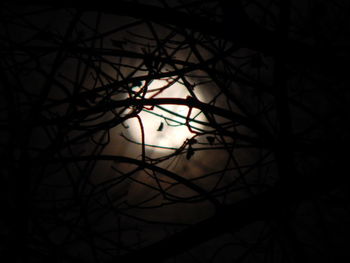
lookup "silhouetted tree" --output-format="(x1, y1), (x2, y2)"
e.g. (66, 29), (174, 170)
(1, 1), (350, 262)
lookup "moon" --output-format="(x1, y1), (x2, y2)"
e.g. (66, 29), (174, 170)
(125, 79), (206, 154)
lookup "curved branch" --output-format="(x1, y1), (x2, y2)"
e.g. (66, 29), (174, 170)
(48, 154), (221, 208)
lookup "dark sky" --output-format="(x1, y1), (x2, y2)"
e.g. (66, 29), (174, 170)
(1, 1), (350, 262)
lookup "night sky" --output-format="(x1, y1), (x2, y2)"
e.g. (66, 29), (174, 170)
(1, 1), (350, 262)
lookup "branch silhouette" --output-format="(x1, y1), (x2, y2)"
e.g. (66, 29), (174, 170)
(1, 1), (350, 262)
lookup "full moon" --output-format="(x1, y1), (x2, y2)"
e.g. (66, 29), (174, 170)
(125, 79), (207, 154)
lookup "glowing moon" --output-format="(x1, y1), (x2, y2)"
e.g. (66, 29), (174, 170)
(125, 79), (206, 153)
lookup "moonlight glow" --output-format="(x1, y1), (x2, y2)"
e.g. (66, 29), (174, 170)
(125, 79), (206, 152)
